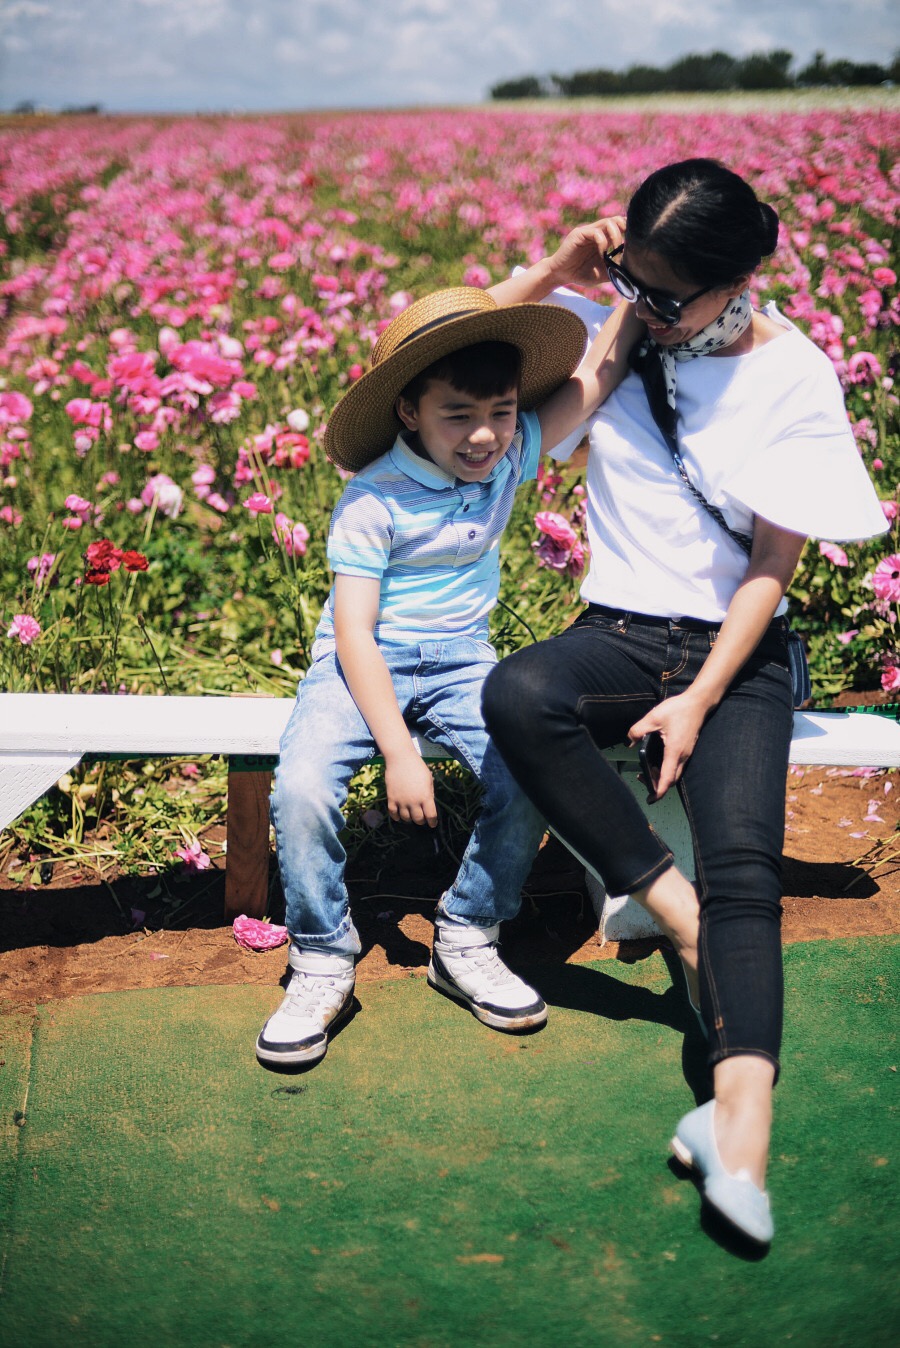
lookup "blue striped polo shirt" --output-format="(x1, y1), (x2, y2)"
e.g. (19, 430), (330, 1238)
(315, 411), (541, 645)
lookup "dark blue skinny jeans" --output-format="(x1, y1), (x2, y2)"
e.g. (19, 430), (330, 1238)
(482, 605), (794, 1076)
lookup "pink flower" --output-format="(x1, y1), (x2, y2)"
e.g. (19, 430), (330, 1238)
(64, 494), (93, 521)
(244, 492), (273, 516)
(232, 914), (289, 951)
(881, 664), (900, 692)
(881, 501), (898, 523)
(27, 553), (57, 586)
(819, 541), (849, 567)
(7, 613), (41, 645)
(174, 839), (212, 871)
(272, 511), (309, 556)
(462, 263), (491, 288)
(141, 473), (183, 518)
(873, 554), (900, 603)
(847, 352), (882, 385)
(534, 511), (578, 549)
(0, 391), (33, 425)
(836, 629), (859, 645)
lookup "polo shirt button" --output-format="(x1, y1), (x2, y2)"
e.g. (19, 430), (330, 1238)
(468, 529), (476, 539)
(463, 504), (470, 512)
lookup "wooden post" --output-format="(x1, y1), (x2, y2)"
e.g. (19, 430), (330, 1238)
(224, 757), (275, 922)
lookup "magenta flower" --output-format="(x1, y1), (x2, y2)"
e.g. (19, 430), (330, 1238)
(873, 555), (900, 603)
(174, 839), (211, 871)
(232, 914), (289, 951)
(243, 492), (273, 516)
(7, 613), (41, 645)
(534, 511), (578, 549)
(881, 665), (900, 693)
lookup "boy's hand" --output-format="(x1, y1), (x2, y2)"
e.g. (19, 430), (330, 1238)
(384, 747), (439, 828)
(548, 217), (626, 289)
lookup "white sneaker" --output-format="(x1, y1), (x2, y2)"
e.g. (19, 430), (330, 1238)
(255, 948), (355, 1067)
(428, 920), (547, 1032)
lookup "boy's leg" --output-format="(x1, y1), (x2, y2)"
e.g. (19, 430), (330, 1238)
(412, 637), (548, 1031)
(257, 652), (374, 1067)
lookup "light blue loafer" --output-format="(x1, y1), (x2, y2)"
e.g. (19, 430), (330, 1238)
(670, 1100), (774, 1244)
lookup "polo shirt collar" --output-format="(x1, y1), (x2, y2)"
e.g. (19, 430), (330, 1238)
(388, 433), (509, 490)
(389, 435), (454, 490)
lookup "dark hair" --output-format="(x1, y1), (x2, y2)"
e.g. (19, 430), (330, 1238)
(400, 341), (522, 408)
(626, 158), (780, 288)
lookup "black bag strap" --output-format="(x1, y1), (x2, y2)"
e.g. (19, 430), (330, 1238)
(630, 343), (753, 557)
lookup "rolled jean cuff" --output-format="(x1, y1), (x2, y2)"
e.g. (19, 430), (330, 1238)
(288, 916), (361, 958)
(707, 1045), (781, 1088)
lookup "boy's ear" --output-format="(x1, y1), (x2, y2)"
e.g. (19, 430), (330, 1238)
(395, 394), (418, 431)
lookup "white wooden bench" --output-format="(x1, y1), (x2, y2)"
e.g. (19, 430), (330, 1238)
(1, 693), (898, 935)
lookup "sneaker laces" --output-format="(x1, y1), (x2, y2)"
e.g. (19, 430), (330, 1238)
(445, 939), (519, 990)
(282, 969), (350, 1019)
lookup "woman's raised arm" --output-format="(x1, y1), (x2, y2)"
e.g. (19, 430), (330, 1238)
(488, 216), (626, 307)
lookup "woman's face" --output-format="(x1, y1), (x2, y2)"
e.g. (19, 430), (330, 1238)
(619, 243), (747, 346)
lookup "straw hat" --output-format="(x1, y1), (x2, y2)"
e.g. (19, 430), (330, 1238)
(324, 287), (587, 471)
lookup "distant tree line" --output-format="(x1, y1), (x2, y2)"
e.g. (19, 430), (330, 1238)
(489, 50), (900, 100)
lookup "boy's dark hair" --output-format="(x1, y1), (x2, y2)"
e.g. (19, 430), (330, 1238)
(400, 341), (522, 409)
(626, 158), (780, 288)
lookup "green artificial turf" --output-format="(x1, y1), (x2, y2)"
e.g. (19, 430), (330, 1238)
(0, 938), (897, 1348)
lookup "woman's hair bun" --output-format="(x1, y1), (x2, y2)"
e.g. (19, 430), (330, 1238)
(759, 202), (780, 256)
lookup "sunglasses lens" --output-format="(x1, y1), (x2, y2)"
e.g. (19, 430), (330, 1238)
(608, 266), (638, 302)
(646, 296), (680, 325)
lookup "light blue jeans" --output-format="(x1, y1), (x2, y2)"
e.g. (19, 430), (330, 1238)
(271, 636), (546, 955)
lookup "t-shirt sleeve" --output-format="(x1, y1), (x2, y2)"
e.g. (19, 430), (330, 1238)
(724, 357), (888, 542)
(326, 481), (394, 578)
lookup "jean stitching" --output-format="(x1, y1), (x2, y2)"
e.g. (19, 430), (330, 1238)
(421, 711), (480, 776)
(661, 629), (690, 684)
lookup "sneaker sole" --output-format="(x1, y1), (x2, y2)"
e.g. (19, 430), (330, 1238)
(427, 963), (547, 1032)
(255, 993), (354, 1067)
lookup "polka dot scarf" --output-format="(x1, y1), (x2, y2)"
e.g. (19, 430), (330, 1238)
(630, 290), (753, 441)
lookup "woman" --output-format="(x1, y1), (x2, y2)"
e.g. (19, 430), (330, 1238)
(483, 159), (886, 1245)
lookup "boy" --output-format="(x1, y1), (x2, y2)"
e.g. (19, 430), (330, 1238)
(256, 285), (637, 1067)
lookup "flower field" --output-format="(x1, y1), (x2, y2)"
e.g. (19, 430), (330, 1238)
(0, 105), (898, 876)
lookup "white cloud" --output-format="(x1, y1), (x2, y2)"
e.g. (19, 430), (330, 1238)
(1, 0), (897, 111)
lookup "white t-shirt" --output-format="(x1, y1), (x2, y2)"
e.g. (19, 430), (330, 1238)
(545, 288), (887, 622)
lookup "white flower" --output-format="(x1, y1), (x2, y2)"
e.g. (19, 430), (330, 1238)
(287, 408), (310, 433)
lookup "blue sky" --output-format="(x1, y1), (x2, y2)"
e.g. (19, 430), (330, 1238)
(2, 0), (898, 112)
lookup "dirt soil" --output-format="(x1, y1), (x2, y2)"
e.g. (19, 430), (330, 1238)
(2, 760), (898, 1012)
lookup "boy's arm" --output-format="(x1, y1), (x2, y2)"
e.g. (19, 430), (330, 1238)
(488, 216), (626, 306)
(536, 300), (642, 452)
(333, 573), (438, 828)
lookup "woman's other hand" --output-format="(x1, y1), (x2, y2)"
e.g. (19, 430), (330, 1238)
(548, 216), (626, 289)
(629, 692), (708, 800)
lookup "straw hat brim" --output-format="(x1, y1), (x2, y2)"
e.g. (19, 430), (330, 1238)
(324, 302), (587, 472)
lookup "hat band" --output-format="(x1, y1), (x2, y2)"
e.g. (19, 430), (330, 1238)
(392, 307), (484, 352)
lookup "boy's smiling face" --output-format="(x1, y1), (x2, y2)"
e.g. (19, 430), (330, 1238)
(396, 378), (518, 482)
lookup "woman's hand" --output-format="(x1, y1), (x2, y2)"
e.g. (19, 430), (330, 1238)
(547, 216), (626, 289)
(488, 215), (626, 307)
(629, 692), (709, 801)
(384, 746), (438, 827)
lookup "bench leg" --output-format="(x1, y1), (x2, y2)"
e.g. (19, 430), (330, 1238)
(224, 767), (273, 922)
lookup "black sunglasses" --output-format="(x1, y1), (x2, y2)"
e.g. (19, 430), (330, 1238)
(604, 245), (714, 326)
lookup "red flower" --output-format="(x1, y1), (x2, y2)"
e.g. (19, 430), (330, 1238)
(84, 568), (112, 586)
(120, 550), (149, 572)
(84, 538), (123, 573)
